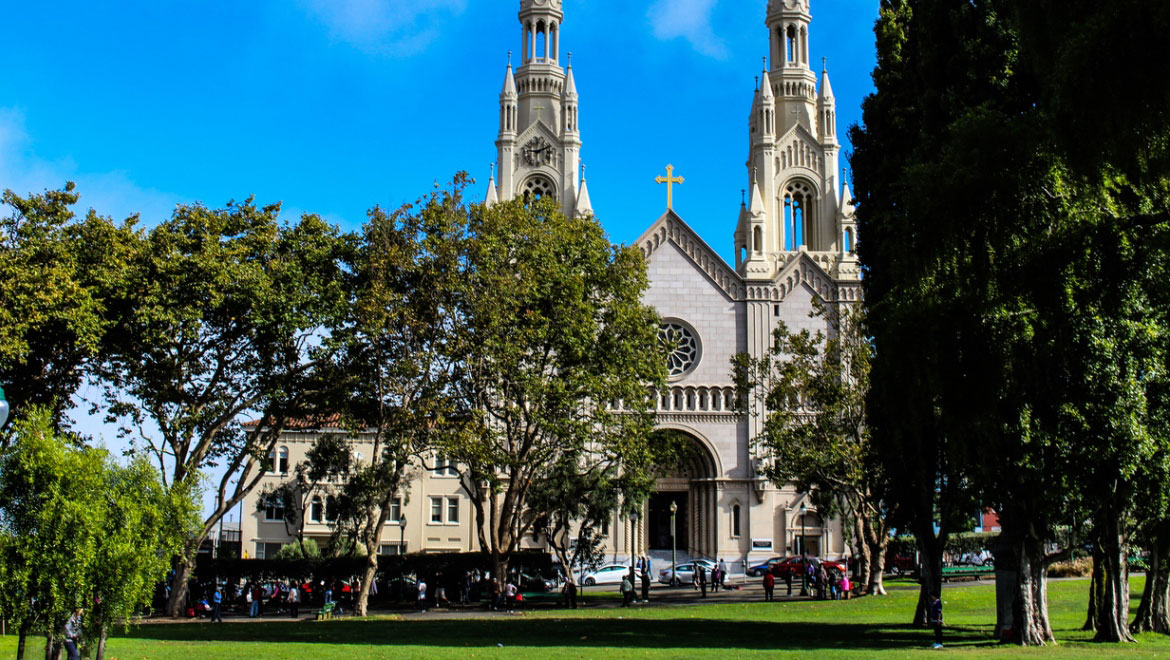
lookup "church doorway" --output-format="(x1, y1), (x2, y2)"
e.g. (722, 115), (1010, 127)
(648, 492), (688, 552)
(644, 430), (719, 559)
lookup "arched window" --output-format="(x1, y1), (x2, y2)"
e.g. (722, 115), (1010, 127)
(784, 181), (814, 250)
(278, 446), (289, 474)
(753, 226), (763, 252)
(522, 175), (556, 203)
(310, 496), (324, 523)
(731, 504), (742, 538)
(786, 25), (797, 64)
(844, 227), (854, 253)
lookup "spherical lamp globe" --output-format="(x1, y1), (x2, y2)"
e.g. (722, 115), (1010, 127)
(0, 385), (9, 428)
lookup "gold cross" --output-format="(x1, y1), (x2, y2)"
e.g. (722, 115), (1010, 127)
(655, 164), (685, 210)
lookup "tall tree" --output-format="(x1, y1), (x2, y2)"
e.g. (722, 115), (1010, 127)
(442, 196), (667, 580)
(321, 177), (466, 616)
(733, 301), (893, 596)
(0, 183), (135, 429)
(0, 407), (194, 660)
(98, 199), (350, 616)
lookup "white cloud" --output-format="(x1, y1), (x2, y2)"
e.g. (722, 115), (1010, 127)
(0, 107), (179, 224)
(647, 0), (727, 59)
(297, 0), (467, 56)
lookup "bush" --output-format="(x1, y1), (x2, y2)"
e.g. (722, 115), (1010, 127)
(1049, 557), (1093, 578)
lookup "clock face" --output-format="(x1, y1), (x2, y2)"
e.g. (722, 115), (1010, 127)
(523, 137), (553, 166)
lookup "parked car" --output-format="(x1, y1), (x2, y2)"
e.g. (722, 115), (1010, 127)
(658, 559), (717, 585)
(769, 556), (846, 580)
(746, 557), (786, 577)
(959, 550), (993, 567)
(581, 563), (632, 586)
(885, 552), (917, 576)
(519, 572), (557, 592)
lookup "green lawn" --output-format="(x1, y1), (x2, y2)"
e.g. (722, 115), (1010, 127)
(4, 578), (1169, 658)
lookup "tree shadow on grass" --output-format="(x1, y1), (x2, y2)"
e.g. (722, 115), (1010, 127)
(121, 619), (1001, 652)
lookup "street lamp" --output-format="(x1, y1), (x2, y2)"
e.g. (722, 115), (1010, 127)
(399, 516), (407, 555)
(800, 502), (809, 597)
(0, 384), (9, 428)
(670, 500), (678, 587)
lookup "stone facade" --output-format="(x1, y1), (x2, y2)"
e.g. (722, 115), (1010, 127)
(241, 0), (859, 566)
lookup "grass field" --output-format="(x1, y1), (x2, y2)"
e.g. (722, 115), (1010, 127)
(3, 578), (1169, 658)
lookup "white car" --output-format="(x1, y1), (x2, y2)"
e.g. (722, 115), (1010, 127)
(658, 560), (717, 585)
(581, 563), (634, 586)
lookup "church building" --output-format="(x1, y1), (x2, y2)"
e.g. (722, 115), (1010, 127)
(239, 0), (860, 568)
(483, 0), (862, 567)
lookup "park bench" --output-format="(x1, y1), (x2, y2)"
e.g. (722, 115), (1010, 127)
(940, 565), (994, 582)
(315, 602), (336, 620)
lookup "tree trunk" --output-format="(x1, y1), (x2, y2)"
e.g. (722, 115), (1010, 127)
(1131, 527), (1170, 634)
(867, 543), (888, 595)
(354, 545), (379, 617)
(1010, 536), (1055, 645)
(165, 555), (196, 618)
(1093, 515), (1136, 643)
(17, 623), (28, 660)
(1083, 547), (1103, 631)
(914, 532), (943, 625)
(852, 515), (872, 593)
(96, 628), (108, 660)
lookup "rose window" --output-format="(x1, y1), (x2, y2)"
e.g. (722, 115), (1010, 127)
(659, 321), (700, 378)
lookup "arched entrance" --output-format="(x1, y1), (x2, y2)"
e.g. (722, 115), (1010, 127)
(645, 430), (719, 559)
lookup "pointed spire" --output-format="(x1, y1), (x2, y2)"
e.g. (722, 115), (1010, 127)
(574, 164), (593, 216)
(501, 55), (517, 98)
(565, 56), (578, 99)
(749, 175), (765, 216)
(485, 164), (498, 207)
(819, 58), (834, 99)
(760, 69), (775, 102)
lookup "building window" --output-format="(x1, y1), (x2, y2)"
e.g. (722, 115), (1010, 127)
(310, 496), (323, 523)
(732, 504), (742, 538)
(379, 543), (406, 556)
(278, 446), (290, 474)
(658, 320), (701, 378)
(388, 497), (402, 524)
(784, 181), (814, 250)
(433, 457), (458, 477)
(447, 497), (460, 524)
(430, 497), (443, 524)
(264, 495), (285, 522)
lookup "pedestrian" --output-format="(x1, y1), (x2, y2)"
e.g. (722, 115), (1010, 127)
(640, 564), (650, 603)
(63, 607), (83, 660)
(710, 566), (719, 593)
(841, 574), (852, 600)
(505, 580), (518, 612)
(436, 572), (449, 608)
(785, 569), (793, 597)
(247, 584), (258, 618)
(491, 578), (502, 611)
(288, 582), (300, 619)
(563, 575), (578, 609)
(462, 571), (473, 604)
(698, 565), (707, 598)
(211, 585), (223, 623)
(718, 558), (728, 589)
(763, 571), (775, 602)
(929, 592), (944, 648)
(417, 577), (428, 612)
(817, 564), (828, 600)
(324, 580), (334, 606)
(621, 573), (634, 607)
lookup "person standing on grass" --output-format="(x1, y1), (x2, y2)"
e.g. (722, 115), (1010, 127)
(211, 585), (223, 622)
(621, 574), (634, 608)
(698, 565), (707, 598)
(62, 608), (83, 660)
(784, 569), (793, 597)
(417, 577), (428, 612)
(929, 593), (944, 648)
(247, 583), (259, 618)
(841, 574), (851, 600)
(718, 558), (728, 589)
(640, 564), (650, 603)
(763, 571), (775, 602)
(563, 575), (578, 609)
(505, 579), (519, 612)
(288, 582), (300, 619)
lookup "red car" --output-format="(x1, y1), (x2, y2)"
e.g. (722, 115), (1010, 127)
(770, 556), (846, 579)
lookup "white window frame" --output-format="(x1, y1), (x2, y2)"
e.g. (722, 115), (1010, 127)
(430, 497), (443, 524)
(446, 497), (459, 524)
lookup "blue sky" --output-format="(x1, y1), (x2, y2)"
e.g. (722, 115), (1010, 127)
(1, 0), (879, 514)
(1, 0), (878, 262)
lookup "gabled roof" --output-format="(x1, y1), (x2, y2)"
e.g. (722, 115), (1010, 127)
(635, 209), (744, 301)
